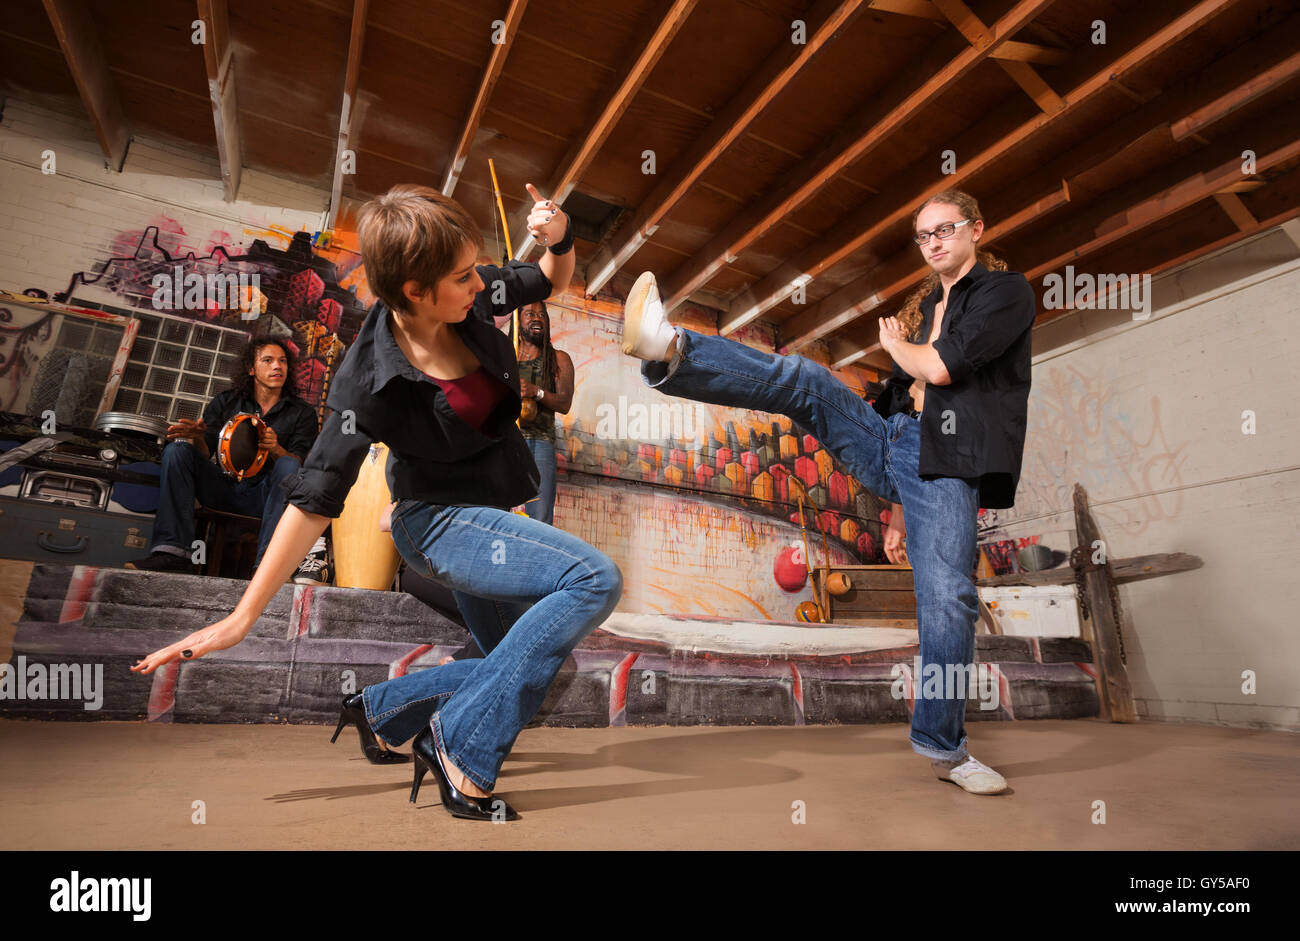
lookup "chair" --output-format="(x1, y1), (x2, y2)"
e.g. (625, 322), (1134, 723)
(194, 506), (261, 579)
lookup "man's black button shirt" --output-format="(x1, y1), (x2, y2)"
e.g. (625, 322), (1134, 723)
(871, 260), (1036, 509)
(200, 388), (318, 481)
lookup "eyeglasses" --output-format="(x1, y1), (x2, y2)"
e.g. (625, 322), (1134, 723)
(913, 219), (973, 245)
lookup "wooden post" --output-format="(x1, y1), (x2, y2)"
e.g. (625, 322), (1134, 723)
(1072, 483), (1137, 722)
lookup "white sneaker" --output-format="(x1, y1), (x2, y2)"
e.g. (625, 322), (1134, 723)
(932, 756), (1008, 795)
(621, 271), (677, 361)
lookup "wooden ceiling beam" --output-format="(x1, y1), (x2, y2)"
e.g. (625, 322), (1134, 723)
(932, 0), (1063, 113)
(326, 0), (368, 231)
(40, 0), (129, 170)
(660, 0), (1055, 312)
(512, 0), (698, 260)
(442, 0), (528, 197)
(871, 0), (1066, 64)
(994, 58), (1064, 113)
(1024, 137), (1300, 296)
(763, 0), (1242, 348)
(1217, 180), (1266, 193)
(196, 0), (242, 201)
(867, 0), (945, 20)
(1134, 201), (1300, 284)
(1171, 47), (1300, 142)
(1213, 192), (1258, 231)
(584, 0), (868, 296)
(995, 40), (1067, 66)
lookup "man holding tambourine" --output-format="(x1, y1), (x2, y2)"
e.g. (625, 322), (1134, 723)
(126, 337), (321, 581)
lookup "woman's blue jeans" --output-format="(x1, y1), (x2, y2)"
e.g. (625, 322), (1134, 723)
(361, 500), (622, 792)
(522, 436), (557, 525)
(642, 328), (979, 761)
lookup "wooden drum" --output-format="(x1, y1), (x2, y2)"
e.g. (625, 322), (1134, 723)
(333, 442), (401, 590)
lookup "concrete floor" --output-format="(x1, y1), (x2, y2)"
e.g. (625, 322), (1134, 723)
(0, 717), (1294, 850)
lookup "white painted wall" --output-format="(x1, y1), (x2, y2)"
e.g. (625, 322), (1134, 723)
(1001, 228), (1300, 730)
(0, 98), (334, 299)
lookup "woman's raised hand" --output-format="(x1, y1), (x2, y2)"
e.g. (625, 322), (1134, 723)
(525, 183), (567, 247)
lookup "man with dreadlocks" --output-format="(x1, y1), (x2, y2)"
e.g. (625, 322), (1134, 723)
(620, 188), (1036, 796)
(515, 300), (574, 524)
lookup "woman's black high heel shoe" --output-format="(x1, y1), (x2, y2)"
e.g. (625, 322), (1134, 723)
(410, 726), (519, 821)
(331, 693), (411, 764)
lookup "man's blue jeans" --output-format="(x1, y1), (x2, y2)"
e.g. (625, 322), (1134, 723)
(151, 441), (299, 566)
(523, 436), (557, 525)
(362, 501), (622, 792)
(642, 328), (979, 762)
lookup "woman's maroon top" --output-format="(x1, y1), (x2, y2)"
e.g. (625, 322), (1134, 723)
(425, 366), (506, 433)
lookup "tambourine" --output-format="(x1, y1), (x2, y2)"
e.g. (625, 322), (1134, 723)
(217, 413), (269, 480)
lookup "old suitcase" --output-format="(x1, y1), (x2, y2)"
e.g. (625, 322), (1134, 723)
(0, 495), (153, 567)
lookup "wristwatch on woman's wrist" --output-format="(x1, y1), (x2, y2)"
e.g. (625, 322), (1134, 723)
(534, 387), (545, 401)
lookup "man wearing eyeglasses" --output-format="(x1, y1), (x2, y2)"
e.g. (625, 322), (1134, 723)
(621, 188), (1036, 796)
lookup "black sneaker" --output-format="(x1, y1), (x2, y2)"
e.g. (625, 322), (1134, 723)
(292, 548), (330, 586)
(124, 551), (195, 573)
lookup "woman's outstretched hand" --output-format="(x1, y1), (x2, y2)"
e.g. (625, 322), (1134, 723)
(131, 614), (250, 675)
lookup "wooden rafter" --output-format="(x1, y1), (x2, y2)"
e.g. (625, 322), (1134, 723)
(1024, 137), (1300, 311)
(932, 0), (1063, 113)
(326, 0), (369, 232)
(584, 0), (868, 296)
(770, 0), (1242, 350)
(512, 0), (698, 260)
(867, 0), (944, 19)
(659, 0), (1055, 313)
(1134, 202), (1300, 282)
(869, 0), (1067, 62)
(442, 0), (528, 197)
(1213, 192), (1258, 231)
(995, 59), (1065, 113)
(196, 0), (242, 202)
(40, 0), (129, 170)
(1002, 32), (1295, 216)
(1171, 47), (1300, 142)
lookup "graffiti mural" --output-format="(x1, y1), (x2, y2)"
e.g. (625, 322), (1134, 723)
(523, 296), (896, 618)
(53, 219), (370, 412)
(1015, 362), (1190, 536)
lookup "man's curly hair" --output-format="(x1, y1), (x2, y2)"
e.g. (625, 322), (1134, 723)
(228, 336), (299, 399)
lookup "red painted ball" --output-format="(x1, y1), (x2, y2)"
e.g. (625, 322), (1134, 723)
(773, 543), (807, 592)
